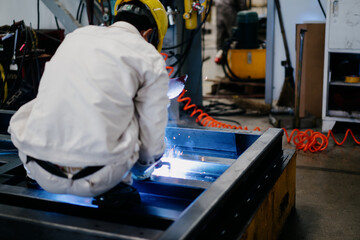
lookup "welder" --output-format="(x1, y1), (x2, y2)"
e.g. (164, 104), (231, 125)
(8, 0), (169, 207)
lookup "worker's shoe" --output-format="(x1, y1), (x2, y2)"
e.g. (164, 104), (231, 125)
(92, 182), (141, 208)
(214, 50), (223, 64)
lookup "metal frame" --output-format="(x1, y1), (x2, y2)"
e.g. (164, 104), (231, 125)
(159, 128), (284, 239)
(0, 110), (287, 239)
(265, 0), (275, 104)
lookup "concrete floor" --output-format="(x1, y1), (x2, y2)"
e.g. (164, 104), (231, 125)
(280, 134), (360, 240)
(182, 5), (360, 240)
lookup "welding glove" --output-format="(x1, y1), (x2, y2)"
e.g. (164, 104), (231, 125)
(131, 159), (162, 181)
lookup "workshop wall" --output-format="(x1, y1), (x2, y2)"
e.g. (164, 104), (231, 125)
(272, 0), (326, 104)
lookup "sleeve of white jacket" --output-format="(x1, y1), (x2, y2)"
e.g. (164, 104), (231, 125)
(134, 59), (169, 174)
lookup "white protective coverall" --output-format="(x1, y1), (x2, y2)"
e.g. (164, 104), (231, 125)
(8, 21), (170, 197)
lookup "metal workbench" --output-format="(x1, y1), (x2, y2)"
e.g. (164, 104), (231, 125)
(0, 111), (295, 239)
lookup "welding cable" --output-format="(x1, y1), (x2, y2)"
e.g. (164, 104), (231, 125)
(162, 52), (253, 130)
(162, 52), (246, 128)
(177, 89), (260, 131)
(161, 52), (168, 61)
(176, 89), (359, 152)
(283, 129), (328, 152)
(283, 128), (360, 152)
(161, 53), (174, 76)
(327, 128), (360, 145)
(166, 66), (174, 76)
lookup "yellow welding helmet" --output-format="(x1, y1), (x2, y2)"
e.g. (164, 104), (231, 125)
(114, 0), (168, 52)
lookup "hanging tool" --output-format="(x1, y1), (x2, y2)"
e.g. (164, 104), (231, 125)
(10, 29), (19, 71)
(167, 6), (179, 26)
(275, 0), (295, 107)
(295, 29), (307, 128)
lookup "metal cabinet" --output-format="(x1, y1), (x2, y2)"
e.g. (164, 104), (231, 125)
(322, 0), (360, 132)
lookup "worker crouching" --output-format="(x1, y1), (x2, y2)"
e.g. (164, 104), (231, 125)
(8, 0), (169, 208)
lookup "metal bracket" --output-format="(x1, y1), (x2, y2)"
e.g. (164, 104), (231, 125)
(41, 0), (82, 32)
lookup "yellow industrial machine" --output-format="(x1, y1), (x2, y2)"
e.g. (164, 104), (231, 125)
(223, 11), (266, 81)
(227, 48), (266, 80)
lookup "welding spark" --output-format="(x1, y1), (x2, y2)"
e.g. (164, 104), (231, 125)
(163, 147), (183, 159)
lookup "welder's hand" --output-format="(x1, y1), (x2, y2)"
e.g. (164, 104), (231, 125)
(131, 160), (161, 181)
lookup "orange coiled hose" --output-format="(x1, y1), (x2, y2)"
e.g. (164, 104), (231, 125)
(161, 52), (259, 131)
(161, 53), (174, 76)
(177, 89), (359, 152)
(177, 90), (261, 131)
(283, 128), (360, 152)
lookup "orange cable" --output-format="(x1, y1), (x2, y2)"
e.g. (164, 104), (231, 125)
(177, 90), (260, 131)
(161, 53), (174, 77)
(177, 89), (359, 152)
(283, 128), (360, 152)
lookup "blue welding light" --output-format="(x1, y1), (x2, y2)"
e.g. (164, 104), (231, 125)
(45, 192), (97, 208)
(153, 156), (230, 182)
